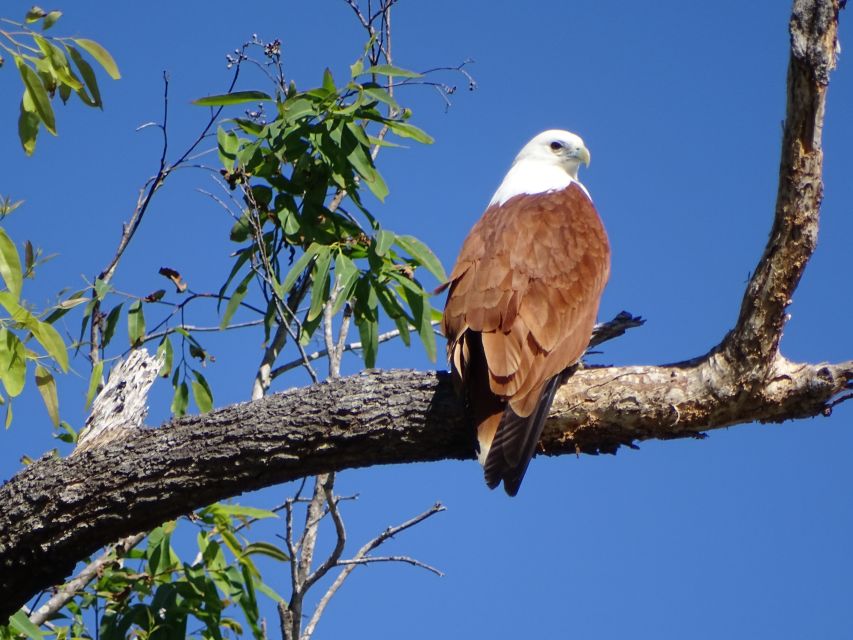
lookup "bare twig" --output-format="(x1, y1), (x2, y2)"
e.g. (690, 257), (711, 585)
(335, 555), (444, 576)
(271, 322), (435, 379)
(301, 502), (445, 638)
(142, 319), (264, 343)
(91, 57), (246, 368)
(302, 478), (347, 593)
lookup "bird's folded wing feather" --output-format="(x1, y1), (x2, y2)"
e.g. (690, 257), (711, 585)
(442, 183), (611, 418)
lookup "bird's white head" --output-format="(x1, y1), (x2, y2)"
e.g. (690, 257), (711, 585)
(489, 129), (591, 207)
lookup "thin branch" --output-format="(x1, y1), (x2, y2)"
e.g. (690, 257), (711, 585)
(302, 478), (347, 593)
(271, 323), (433, 379)
(143, 319), (263, 343)
(301, 502), (445, 639)
(91, 58), (246, 367)
(335, 555), (443, 577)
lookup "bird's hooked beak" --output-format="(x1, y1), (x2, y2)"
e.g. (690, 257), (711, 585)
(573, 145), (591, 167)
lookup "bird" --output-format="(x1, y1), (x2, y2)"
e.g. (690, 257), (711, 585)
(441, 129), (610, 496)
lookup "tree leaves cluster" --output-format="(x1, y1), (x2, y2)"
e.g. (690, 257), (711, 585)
(1, 504), (286, 640)
(1, 6), (120, 154)
(206, 57), (445, 374)
(0, 8), (456, 638)
(0, 224), (68, 429)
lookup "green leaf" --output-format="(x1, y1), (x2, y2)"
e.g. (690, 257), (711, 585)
(42, 10), (62, 30)
(58, 81), (71, 104)
(387, 121), (434, 144)
(219, 527), (243, 557)
(343, 123), (389, 201)
(171, 378), (189, 416)
(34, 35), (82, 91)
(403, 288), (436, 362)
(256, 579), (286, 604)
(350, 58), (364, 78)
(356, 312), (378, 368)
(15, 55), (55, 135)
(5, 402), (12, 429)
(0, 329), (26, 398)
(85, 360), (103, 409)
(322, 67), (336, 93)
(71, 38), (120, 79)
(94, 277), (111, 300)
(9, 609), (45, 639)
(193, 91), (272, 107)
(373, 229), (395, 257)
(330, 253), (359, 316)
(220, 271), (253, 329)
(281, 96), (317, 123)
(18, 92), (40, 155)
(362, 63), (422, 78)
(57, 296), (90, 310)
(306, 246), (332, 322)
(191, 370), (213, 413)
(128, 300), (145, 346)
(55, 421), (77, 444)
(31, 319), (68, 372)
(0, 292), (68, 371)
(394, 234), (447, 281)
(375, 282), (406, 320)
(204, 503), (278, 520)
(232, 117), (264, 135)
(280, 243), (320, 295)
(35, 364), (60, 427)
(0, 228), (23, 299)
(242, 541), (289, 562)
(230, 212), (253, 242)
(146, 525), (176, 576)
(102, 302), (122, 349)
(392, 313), (411, 347)
(157, 335), (173, 377)
(363, 85), (400, 110)
(217, 126), (240, 169)
(66, 45), (101, 107)
(25, 7), (47, 23)
(277, 209), (301, 236)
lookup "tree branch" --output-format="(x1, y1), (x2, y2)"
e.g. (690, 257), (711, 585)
(300, 502), (444, 639)
(1, 354), (850, 619)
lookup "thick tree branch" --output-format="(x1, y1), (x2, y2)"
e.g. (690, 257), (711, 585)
(1, 356), (850, 619)
(721, 0), (839, 384)
(0, 0), (846, 624)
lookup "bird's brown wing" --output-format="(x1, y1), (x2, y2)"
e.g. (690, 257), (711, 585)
(442, 183), (610, 495)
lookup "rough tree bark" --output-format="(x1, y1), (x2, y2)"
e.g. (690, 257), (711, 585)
(0, 0), (849, 623)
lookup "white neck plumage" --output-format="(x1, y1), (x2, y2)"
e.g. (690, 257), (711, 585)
(488, 159), (590, 208)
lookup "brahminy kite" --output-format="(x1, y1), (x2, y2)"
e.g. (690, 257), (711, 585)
(441, 130), (610, 496)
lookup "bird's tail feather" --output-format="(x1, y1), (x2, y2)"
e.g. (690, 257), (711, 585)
(484, 372), (566, 496)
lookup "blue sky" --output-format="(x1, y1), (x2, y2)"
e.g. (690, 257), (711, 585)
(1, 1), (852, 638)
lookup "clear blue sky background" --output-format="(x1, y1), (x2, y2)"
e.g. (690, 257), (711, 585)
(1, 1), (852, 638)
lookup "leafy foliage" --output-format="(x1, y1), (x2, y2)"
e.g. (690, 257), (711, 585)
(0, 8), (456, 638)
(0, 6), (120, 154)
(0, 223), (69, 429)
(206, 56), (444, 368)
(0, 504), (285, 640)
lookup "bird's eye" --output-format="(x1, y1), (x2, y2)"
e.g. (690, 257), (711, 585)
(549, 141), (564, 152)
